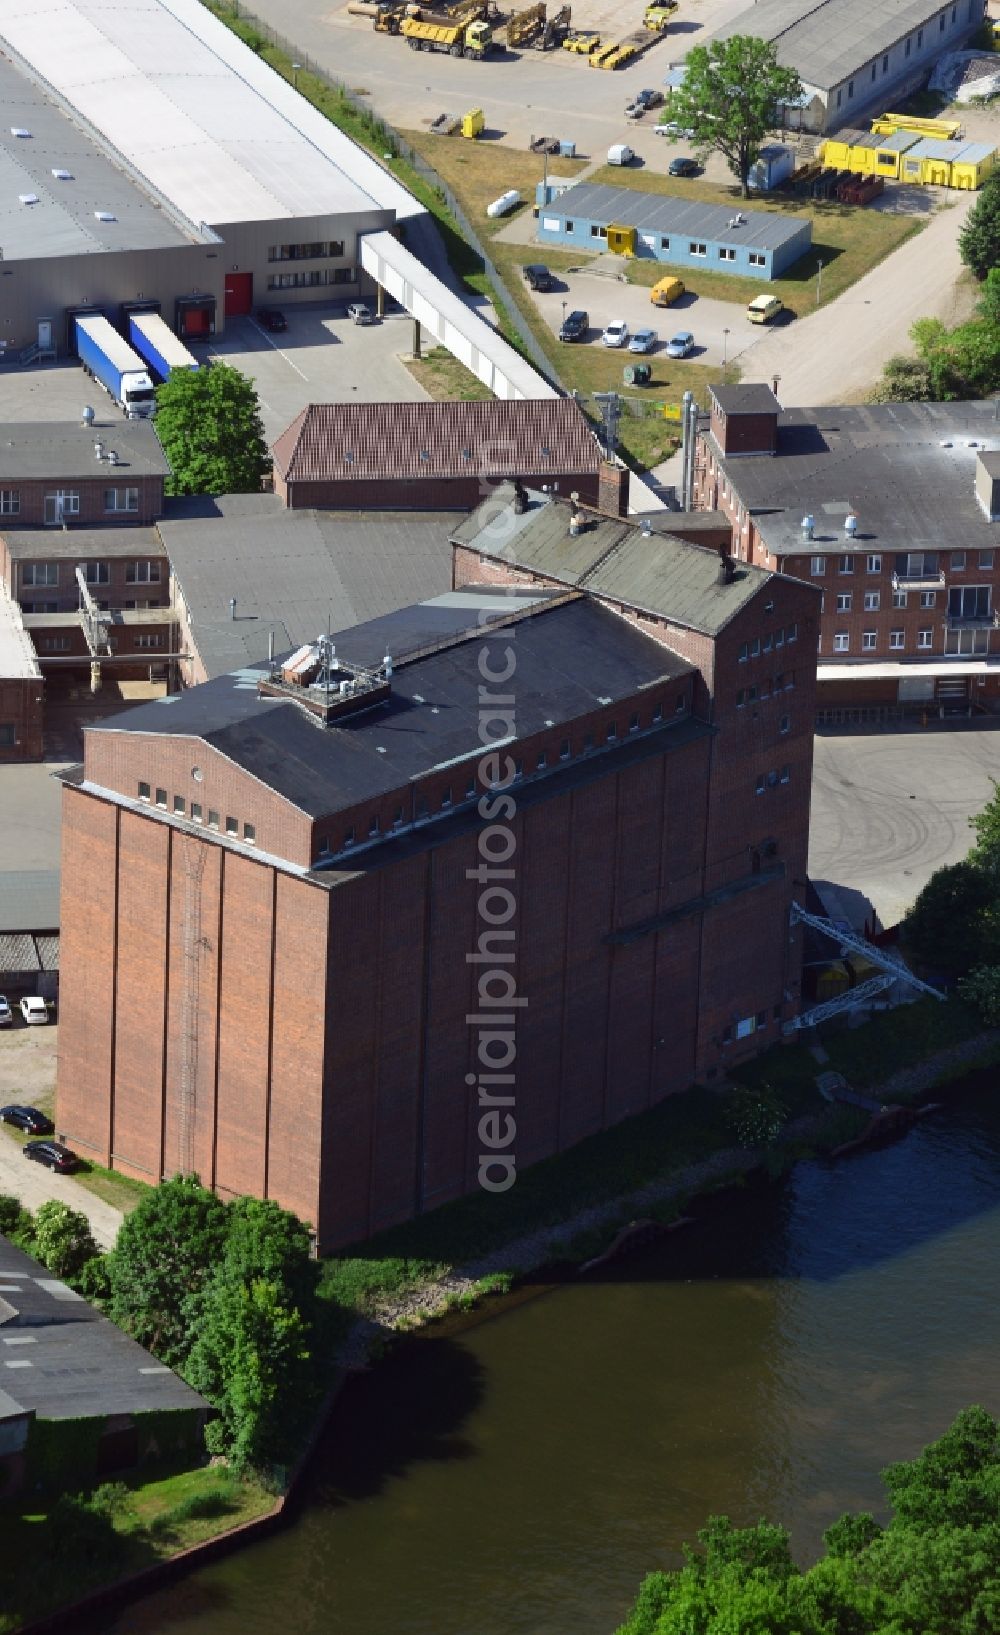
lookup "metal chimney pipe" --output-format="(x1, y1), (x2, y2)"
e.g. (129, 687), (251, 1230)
(229, 597), (237, 620)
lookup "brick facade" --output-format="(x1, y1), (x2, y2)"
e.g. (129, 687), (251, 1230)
(0, 676), (43, 760)
(0, 475), (164, 531)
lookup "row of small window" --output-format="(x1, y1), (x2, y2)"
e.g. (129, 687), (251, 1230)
(138, 784), (255, 841)
(583, 224), (766, 266)
(21, 560), (159, 588)
(828, 590), (938, 611)
(321, 702), (686, 854)
(0, 488), (139, 520)
(737, 624), (797, 662)
(829, 631), (934, 652)
(834, 8), (958, 106)
(23, 605), (161, 619)
(267, 240), (346, 262)
(266, 268), (356, 291)
(809, 550), (992, 576)
(754, 767), (791, 793)
(722, 1006), (784, 1044)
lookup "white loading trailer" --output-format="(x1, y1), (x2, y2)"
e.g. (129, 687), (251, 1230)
(127, 312), (199, 381)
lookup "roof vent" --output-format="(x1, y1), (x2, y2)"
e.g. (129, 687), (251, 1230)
(94, 440), (104, 460)
(10, 128), (31, 139)
(968, 440), (979, 448)
(383, 653), (393, 677)
(94, 210), (117, 223)
(81, 405), (95, 427)
(801, 513), (815, 539)
(718, 552), (737, 585)
(939, 440), (952, 449)
(512, 479), (528, 515)
(640, 518), (652, 538)
(844, 511), (858, 537)
(569, 509), (585, 537)
(108, 450), (118, 467)
(18, 194), (38, 206)
(51, 168), (72, 181)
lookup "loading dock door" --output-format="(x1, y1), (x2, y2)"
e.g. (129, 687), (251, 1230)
(224, 272), (253, 316)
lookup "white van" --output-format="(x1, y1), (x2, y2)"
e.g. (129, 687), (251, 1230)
(607, 143), (636, 166)
(747, 294), (784, 325)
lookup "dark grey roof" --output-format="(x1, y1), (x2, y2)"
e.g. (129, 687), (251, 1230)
(158, 496), (458, 680)
(453, 485), (772, 635)
(1, 527), (165, 561)
(0, 870), (60, 933)
(712, 384), (781, 417)
(710, 0), (954, 92)
(546, 182), (810, 253)
(0, 422), (170, 482)
(714, 401), (1000, 556)
(0, 56), (196, 263)
(0, 1236), (206, 1422)
(89, 593), (692, 819)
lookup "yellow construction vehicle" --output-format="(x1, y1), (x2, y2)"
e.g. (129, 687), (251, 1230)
(402, 10), (496, 53)
(507, 1), (546, 47)
(536, 2), (571, 47)
(563, 28), (599, 51)
(643, 1), (676, 29)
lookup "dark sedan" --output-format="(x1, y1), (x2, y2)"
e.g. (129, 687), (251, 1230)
(255, 307), (287, 332)
(24, 1140), (80, 1173)
(0, 1104), (54, 1135)
(668, 157), (699, 178)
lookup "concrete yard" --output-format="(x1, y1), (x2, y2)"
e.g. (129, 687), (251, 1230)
(809, 723), (1000, 933)
(528, 271), (764, 369)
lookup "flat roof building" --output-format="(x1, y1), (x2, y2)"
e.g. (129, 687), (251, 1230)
(709, 0), (985, 133)
(536, 182), (812, 279)
(56, 490), (820, 1247)
(0, 0), (417, 352)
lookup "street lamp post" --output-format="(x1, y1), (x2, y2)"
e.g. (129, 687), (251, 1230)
(816, 255), (824, 307)
(292, 60), (301, 90)
(722, 326), (730, 379)
(562, 299), (567, 329)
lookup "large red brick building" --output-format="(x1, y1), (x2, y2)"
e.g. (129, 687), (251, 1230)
(694, 386), (1000, 717)
(56, 487), (819, 1249)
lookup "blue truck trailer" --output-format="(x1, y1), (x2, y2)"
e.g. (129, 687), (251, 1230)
(75, 315), (156, 419)
(127, 312), (199, 383)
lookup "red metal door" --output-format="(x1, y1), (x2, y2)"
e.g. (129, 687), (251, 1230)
(182, 306), (211, 338)
(224, 272), (253, 316)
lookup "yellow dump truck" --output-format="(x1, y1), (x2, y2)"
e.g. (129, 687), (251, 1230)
(402, 11), (495, 53)
(643, 2), (676, 29)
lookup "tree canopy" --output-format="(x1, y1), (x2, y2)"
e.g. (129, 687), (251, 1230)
(155, 361), (269, 497)
(959, 172), (1000, 281)
(105, 1175), (229, 1366)
(666, 38), (803, 198)
(615, 1406), (1000, 1635)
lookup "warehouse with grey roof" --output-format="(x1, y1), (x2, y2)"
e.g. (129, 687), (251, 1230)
(709, 0), (985, 133)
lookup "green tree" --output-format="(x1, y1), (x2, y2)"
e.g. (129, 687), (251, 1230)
(186, 1276), (310, 1469)
(958, 964), (1000, 1023)
(959, 171), (1000, 280)
(869, 353), (934, 404)
(105, 1175), (228, 1366)
(970, 776), (1000, 872)
(977, 266), (1000, 326)
(905, 858), (1000, 977)
(666, 38), (803, 198)
(155, 362), (269, 497)
(0, 1192), (34, 1251)
(221, 1196), (318, 1320)
(32, 1200), (98, 1281)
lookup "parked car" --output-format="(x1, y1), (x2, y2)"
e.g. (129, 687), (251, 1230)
(0, 1104), (54, 1134)
(668, 157), (699, 178)
(635, 88), (663, 109)
(255, 307), (287, 332)
(24, 1140), (79, 1174)
(747, 294), (784, 324)
(559, 308), (589, 342)
(601, 320), (630, 348)
(523, 264), (555, 292)
(347, 302), (375, 324)
(629, 328), (658, 353)
(657, 121), (695, 139)
(0, 995), (11, 1027)
(607, 143), (636, 166)
(19, 997), (48, 1026)
(665, 330), (695, 358)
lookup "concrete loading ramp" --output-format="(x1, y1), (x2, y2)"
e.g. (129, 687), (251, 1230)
(360, 229), (559, 402)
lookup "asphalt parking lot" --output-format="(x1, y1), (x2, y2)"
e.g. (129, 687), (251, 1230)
(809, 723), (1000, 932)
(528, 271), (770, 370)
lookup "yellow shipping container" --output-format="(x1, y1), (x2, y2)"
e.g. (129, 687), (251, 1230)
(871, 112), (962, 140)
(950, 142), (997, 189)
(865, 128), (920, 180)
(819, 128), (867, 169)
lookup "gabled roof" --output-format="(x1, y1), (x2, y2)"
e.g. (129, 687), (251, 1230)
(453, 484), (773, 636)
(710, 0), (963, 92)
(271, 400), (602, 486)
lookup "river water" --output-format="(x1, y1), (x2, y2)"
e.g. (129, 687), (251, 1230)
(108, 1076), (1000, 1635)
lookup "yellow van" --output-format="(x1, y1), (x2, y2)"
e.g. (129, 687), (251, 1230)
(651, 275), (685, 307)
(747, 293), (783, 324)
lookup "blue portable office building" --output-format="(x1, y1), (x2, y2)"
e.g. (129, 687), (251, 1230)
(535, 182), (812, 280)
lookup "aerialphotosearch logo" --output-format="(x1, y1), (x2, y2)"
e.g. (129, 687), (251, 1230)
(467, 624), (521, 1193)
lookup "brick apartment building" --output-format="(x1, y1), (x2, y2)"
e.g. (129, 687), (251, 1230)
(694, 386), (1000, 715)
(0, 421), (173, 755)
(271, 399), (608, 511)
(56, 486), (819, 1249)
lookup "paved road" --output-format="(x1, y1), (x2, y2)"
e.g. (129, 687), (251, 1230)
(0, 1132), (124, 1250)
(738, 193), (976, 406)
(809, 723), (1000, 930)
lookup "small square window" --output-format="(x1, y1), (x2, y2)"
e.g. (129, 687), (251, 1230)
(737, 689), (745, 708)
(893, 589), (908, 608)
(833, 633), (849, 652)
(862, 631), (877, 651)
(560, 738), (571, 759)
(583, 733), (594, 752)
(920, 590), (936, 608)
(889, 629), (904, 649)
(465, 777), (476, 799)
(342, 827), (354, 848)
(393, 806), (404, 828)
(787, 624), (797, 643)
(952, 550), (966, 571)
(155, 788), (167, 809)
(748, 684), (759, 702)
(917, 629), (933, 650)
(980, 551), (994, 570)
(629, 712), (639, 733)
(652, 704), (663, 723)
(225, 816), (238, 835)
(763, 633), (773, 652)
(755, 775), (765, 794)
(537, 749), (548, 769)
(867, 554), (882, 573)
(775, 672), (784, 690)
(751, 637), (761, 657)
(839, 555), (854, 574)
(191, 803), (202, 823)
(739, 640), (750, 658)
(864, 591), (880, 611)
(606, 723), (617, 742)
(138, 781), (150, 801)
(441, 786), (452, 808)
(836, 593), (852, 612)
(756, 1010), (767, 1029)
(208, 810), (219, 830)
(369, 815), (380, 836)
(779, 765), (790, 784)
(675, 695), (685, 714)
(173, 796), (185, 815)
(780, 714), (791, 734)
